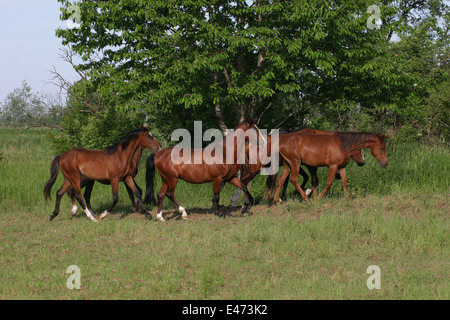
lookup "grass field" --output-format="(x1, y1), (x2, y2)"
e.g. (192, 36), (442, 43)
(0, 128), (448, 299)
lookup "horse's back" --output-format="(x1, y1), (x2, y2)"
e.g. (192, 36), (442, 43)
(154, 147), (234, 183)
(279, 133), (345, 166)
(59, 148), (115, 180)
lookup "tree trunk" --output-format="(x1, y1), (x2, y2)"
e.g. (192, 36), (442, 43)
(212, 72), (228, 135)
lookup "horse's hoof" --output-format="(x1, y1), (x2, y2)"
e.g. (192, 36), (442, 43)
(181, 215), (188, 220)
(145, 214), (153, 220)
(49, 215), (55, 221)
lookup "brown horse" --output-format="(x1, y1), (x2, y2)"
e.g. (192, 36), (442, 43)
(273, 132), (388, 203)
(66, 144), (148, 218)
(231, 129), (366, 205)
(44, 127), (161, 222)
(150, 119), (265, 220)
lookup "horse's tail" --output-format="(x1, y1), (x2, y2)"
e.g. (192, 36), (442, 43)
(43, 155), (61, 201)
(263, 172), (279, 201)
(143, 153), (157, 205)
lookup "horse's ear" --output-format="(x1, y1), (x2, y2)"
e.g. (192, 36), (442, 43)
(246, 117), (254, 125)
(382, 134), (388, 142)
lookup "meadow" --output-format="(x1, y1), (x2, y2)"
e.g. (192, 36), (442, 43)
(0, 128), (448, 300)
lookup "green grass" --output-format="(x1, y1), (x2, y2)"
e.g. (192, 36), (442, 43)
(0, 128), (448, 299)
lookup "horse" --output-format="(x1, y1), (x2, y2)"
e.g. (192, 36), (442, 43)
(230, 129), (366, 205)
(44, 127), (161, 222)
(147, 118), (266, 221)
(272, 132), (388, 203)
(143, 153), (157, 205)
(66, 143), (149, 218)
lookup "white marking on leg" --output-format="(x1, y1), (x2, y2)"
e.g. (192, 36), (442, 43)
(306, 188), (313, 196)
(99, 210), (110, 220)
(157, 211), (166, 221)
(84, 208), (98, 222)
(179, 206), (188, 220)
(71, 205), (78, 216)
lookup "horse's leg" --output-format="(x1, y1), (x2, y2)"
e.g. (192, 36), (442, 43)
(273, 165), (291, 204)
(299, 166), (309, 192)
(338, 167), (351, 200)
(122, 176), (152, 220)
(319, 165), (338, 198)
(238, 172), (256, 206)
(156, 180), (169, 221)
(281, 172), (290, 201)
(99, 178), (119, 220)
(228, 177), (253, 215)
(125, 184), (138, 213)
(66, 187), (78, 217)
(306, 166), (319, 199)
(212, 178), (224, 217)
(231, 188), (242, 207)
(50, 178), (72, 221)
(72, 179), (97, 222)
(134, 181), (143, 210)
(165, 180), (188, 220)
(288, 161), (310, 202)
(83, 180), (95, 216)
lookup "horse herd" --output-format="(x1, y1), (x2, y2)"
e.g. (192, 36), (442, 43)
(43, 119), (388, 222)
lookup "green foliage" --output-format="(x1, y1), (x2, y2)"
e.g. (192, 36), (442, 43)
(55, 1), (414, 129)
(47, 90), (148, 154)
(53, 0), (449, 145)
(0, 81), (60, 128)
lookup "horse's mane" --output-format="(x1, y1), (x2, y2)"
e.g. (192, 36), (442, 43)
(337, 132), (385, 152)
(104, 128), (143, 155)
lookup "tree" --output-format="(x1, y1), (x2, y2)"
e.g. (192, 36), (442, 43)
(56, 1), (407, 132)
(55, 0), (448, 144)
(0, 81), (60, 128)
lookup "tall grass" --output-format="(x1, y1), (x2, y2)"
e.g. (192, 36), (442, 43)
(0, 128), (448, 300)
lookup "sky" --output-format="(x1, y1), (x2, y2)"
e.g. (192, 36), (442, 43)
(0, 0), (80, 103)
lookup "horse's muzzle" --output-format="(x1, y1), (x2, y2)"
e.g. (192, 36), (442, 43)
(357, 161), (365, 167)
(379, 161), (388, 168)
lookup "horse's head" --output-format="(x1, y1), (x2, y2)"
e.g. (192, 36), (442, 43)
(351, 149), (365, 167)
(138, 127), (161, 152)
(242, 117), (267, 148)
(368, 134), (388, 168)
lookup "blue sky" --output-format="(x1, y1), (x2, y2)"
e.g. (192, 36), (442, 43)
(0, 0), (79, 102)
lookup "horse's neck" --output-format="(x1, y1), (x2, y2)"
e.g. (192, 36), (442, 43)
(221, 132), (246, 164)
(117, 137), (141, 170)
(131, 146), (143, 168)
(339, 133), (376, 153)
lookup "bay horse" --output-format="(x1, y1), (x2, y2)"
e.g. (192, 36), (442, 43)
(230, 129), (366, 205)
(66, 143), (149, 218)
(148, 119), (266, 221)
(44, 127), (161, 222)
(272, 132), (388, 203)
